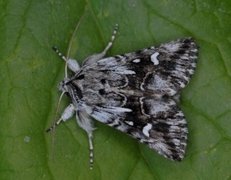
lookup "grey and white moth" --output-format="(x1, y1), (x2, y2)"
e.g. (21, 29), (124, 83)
(47, 24), (198, 169)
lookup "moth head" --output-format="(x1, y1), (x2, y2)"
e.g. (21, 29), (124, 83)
(58, 78), (69, 93)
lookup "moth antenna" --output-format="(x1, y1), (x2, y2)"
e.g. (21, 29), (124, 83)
(46, 91), (66, 133)
(65, 13), (85, 78)
(46, 91), (65, 160)
(66, 14), (85, 58)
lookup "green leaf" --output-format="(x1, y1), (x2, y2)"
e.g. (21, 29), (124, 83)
(0, 0), (231, 179)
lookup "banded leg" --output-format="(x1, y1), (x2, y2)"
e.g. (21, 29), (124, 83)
(102, 23), (119, 55)
(83, 24), (119, 65)
(46, 104), (75, 132)
(76, 110), (95, 169)
(52, 46), (80, 73)
(88, 133), (94, 170)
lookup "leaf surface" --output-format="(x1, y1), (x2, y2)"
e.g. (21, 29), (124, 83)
(0, 0), (231, 179)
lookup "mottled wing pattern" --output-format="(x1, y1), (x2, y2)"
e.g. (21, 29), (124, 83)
(86, 38), (198, 96)
(76, 37), (198, 160)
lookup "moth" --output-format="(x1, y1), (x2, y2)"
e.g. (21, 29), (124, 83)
(47, 24), (198, 169)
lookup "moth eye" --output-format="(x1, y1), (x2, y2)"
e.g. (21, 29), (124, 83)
(98, 89), (105, 95)
(77, 74), (85, 79)
(100, 79), (106, 84)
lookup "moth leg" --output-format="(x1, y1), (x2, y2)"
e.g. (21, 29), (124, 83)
(101, 24), (119, 56)
(88, 132), (94, 170)
(46, 104), (75, 132)
(76, 111), (95, 169)
(52, 46), (80, 73)
(83, 24), (119, 65)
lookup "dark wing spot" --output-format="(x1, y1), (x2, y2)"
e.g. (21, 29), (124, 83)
(159, 60), (176, 70)
(170, 54), (180, 59)
(76, 74), (85, 79)
(176, 49), (185, 54)
(99, 89), (105, 95)
(181, 44), (190, 49)
(100, 79), (106, 84)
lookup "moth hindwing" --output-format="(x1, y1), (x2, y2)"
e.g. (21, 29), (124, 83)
(47, 24), (198, 169)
